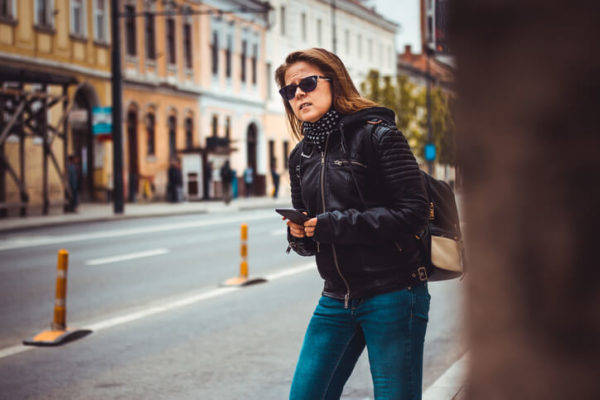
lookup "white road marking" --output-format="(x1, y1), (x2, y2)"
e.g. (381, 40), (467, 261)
(271, 229), (287, 236)
(86, 248), (170, 266)
(0, 212), (272, 251)
(0, 262), (316, 360)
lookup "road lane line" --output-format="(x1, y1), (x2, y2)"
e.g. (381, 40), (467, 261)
(0, 212), (273, 251)
(86, 248), (170, 266)
(0, 262), (316, 360)
(270, 229), (287, 236)
(0, 344), (30, 359)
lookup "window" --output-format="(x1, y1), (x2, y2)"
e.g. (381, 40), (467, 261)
(301, 12), (306, 41)
(241, 39), (247, 83)
(168, 116), (177, 160)
(357, 34), (362, 57)
(145, 12), (156, 60)
(266, 63), (272, 99)
(345, 29), (350, 54)
(94, 0), (108, 42)
(317, 19), (322, 46)
(125, 5), (136, 56)
(185, 117), (193, 149)
(146, 113), (156, 156)
(251, 44), (257, 85)
(35, 0), (53, 28)
(225, 116), (231, 139)
(71, 0), (86, 36)
(166, 17), (176, 65)
(225, 35), (232, 78)
(269, 140), (275, 171)
(211, 115), (218, 137)
(283, 141), (289, 170)
(0, 0), (15, 20)
(280, 6), (285, 35)
(183, 20), (193, 69)
(211, 31), (219, 75)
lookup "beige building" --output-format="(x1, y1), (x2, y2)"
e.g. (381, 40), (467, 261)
(121, 0), (269, 200)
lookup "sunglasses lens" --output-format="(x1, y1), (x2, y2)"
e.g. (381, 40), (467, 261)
(299, 76), (318, 93)
(279, 76), (322, 100)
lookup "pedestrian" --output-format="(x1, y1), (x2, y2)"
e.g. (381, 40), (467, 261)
(204, 161), (213, 200)
(276, 48), (431, 400)
(66, 154), (80, 212)
(167, 159), (183, 203)
(243, 166), (253, 197)
(271, 169), (280, 198)
(220, 160), (233, 204)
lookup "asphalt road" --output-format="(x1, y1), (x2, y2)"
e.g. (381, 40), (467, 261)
(0, 210), (466, 399)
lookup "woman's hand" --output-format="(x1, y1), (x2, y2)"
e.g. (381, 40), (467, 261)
(304, 218), (317, 237)
(284, 212), (317, 238)
(287, 219), (306, 238)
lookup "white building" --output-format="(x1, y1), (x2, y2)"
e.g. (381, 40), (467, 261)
(264, 0), (398, 197)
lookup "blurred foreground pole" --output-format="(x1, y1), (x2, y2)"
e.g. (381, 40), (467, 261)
(453, 1), (600, 399)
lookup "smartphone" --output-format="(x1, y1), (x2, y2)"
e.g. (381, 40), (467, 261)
(275, 208), (310, 225)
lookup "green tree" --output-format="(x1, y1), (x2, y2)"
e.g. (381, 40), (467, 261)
(417, 87), (456, 166)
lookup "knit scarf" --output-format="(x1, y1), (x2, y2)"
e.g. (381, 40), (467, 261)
(302, 109), (340, 151)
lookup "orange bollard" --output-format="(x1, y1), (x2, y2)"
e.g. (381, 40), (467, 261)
(52, 249), (68, 330)
(221, 224), (265, 287)
(23, 249), (91, 346)
(240, 223), (248, 279)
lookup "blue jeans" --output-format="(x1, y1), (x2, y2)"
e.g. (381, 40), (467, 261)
(290, 284), (430, 400)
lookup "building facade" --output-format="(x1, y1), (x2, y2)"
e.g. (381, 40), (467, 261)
(121, 0), (269, 201)
(0, 0), (112, 215)
(264, 0), (398, 198)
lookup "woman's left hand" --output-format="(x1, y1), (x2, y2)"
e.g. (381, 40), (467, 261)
(304, 218), (318, 237)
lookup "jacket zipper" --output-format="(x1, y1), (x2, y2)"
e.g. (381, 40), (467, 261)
(322, 128), (351, 308)
(333, 160), (367, 168)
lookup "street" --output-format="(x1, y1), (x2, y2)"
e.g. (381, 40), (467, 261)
(0, 210), (466, 399)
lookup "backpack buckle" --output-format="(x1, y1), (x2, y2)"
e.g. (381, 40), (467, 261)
(417, 266), (428, 281)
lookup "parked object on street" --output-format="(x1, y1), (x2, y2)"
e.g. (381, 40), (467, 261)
(221, 223), (266, 287)
(276, 48), (431, 399)
(23, 249), (91, 346)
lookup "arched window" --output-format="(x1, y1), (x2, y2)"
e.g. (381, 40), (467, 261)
(146, 113), (155, 155)
(168, 115), (177, 160)
(185, 117), (193, 149)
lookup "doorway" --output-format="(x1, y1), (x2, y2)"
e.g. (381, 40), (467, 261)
(126, 107), (139, 202)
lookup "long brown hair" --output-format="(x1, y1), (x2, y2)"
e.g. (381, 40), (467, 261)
(275, 48), (377, 140)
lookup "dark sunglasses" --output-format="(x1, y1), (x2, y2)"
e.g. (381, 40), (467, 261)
(279, 75), (331, 101)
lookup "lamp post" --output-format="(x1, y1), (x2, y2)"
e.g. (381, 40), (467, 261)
(425, 46), (434, 175)
(111, 0), (124, 213)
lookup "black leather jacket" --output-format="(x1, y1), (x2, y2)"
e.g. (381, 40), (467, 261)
(287, 107), (429, 304)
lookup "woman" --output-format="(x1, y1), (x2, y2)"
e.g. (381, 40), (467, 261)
(276, 48), (431, 400)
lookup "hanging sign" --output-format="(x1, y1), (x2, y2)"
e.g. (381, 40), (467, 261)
(92, 106), (112, 135)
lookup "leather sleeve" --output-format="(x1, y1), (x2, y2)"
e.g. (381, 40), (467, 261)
(287, 143), (317, 256)
(314, 125), (429, 245)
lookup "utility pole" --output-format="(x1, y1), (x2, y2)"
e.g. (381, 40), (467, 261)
(111, 0), (124, 214)
(426, 46), (433, 175)
(331, 0), (337, 53)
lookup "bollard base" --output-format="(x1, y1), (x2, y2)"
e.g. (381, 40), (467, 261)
(23, 328), (92, 347)
(220, 276), (267, 287)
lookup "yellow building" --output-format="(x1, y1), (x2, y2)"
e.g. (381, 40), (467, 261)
(0, 0), (113, 215)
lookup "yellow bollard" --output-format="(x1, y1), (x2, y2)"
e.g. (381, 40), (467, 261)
(23, 249), (91, 346)
(221, 223), (265, 287)
(240, 223), (248, 278)
(52, 249), (68, 330)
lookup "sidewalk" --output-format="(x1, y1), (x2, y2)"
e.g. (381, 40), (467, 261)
(0, 196), (292, 233)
